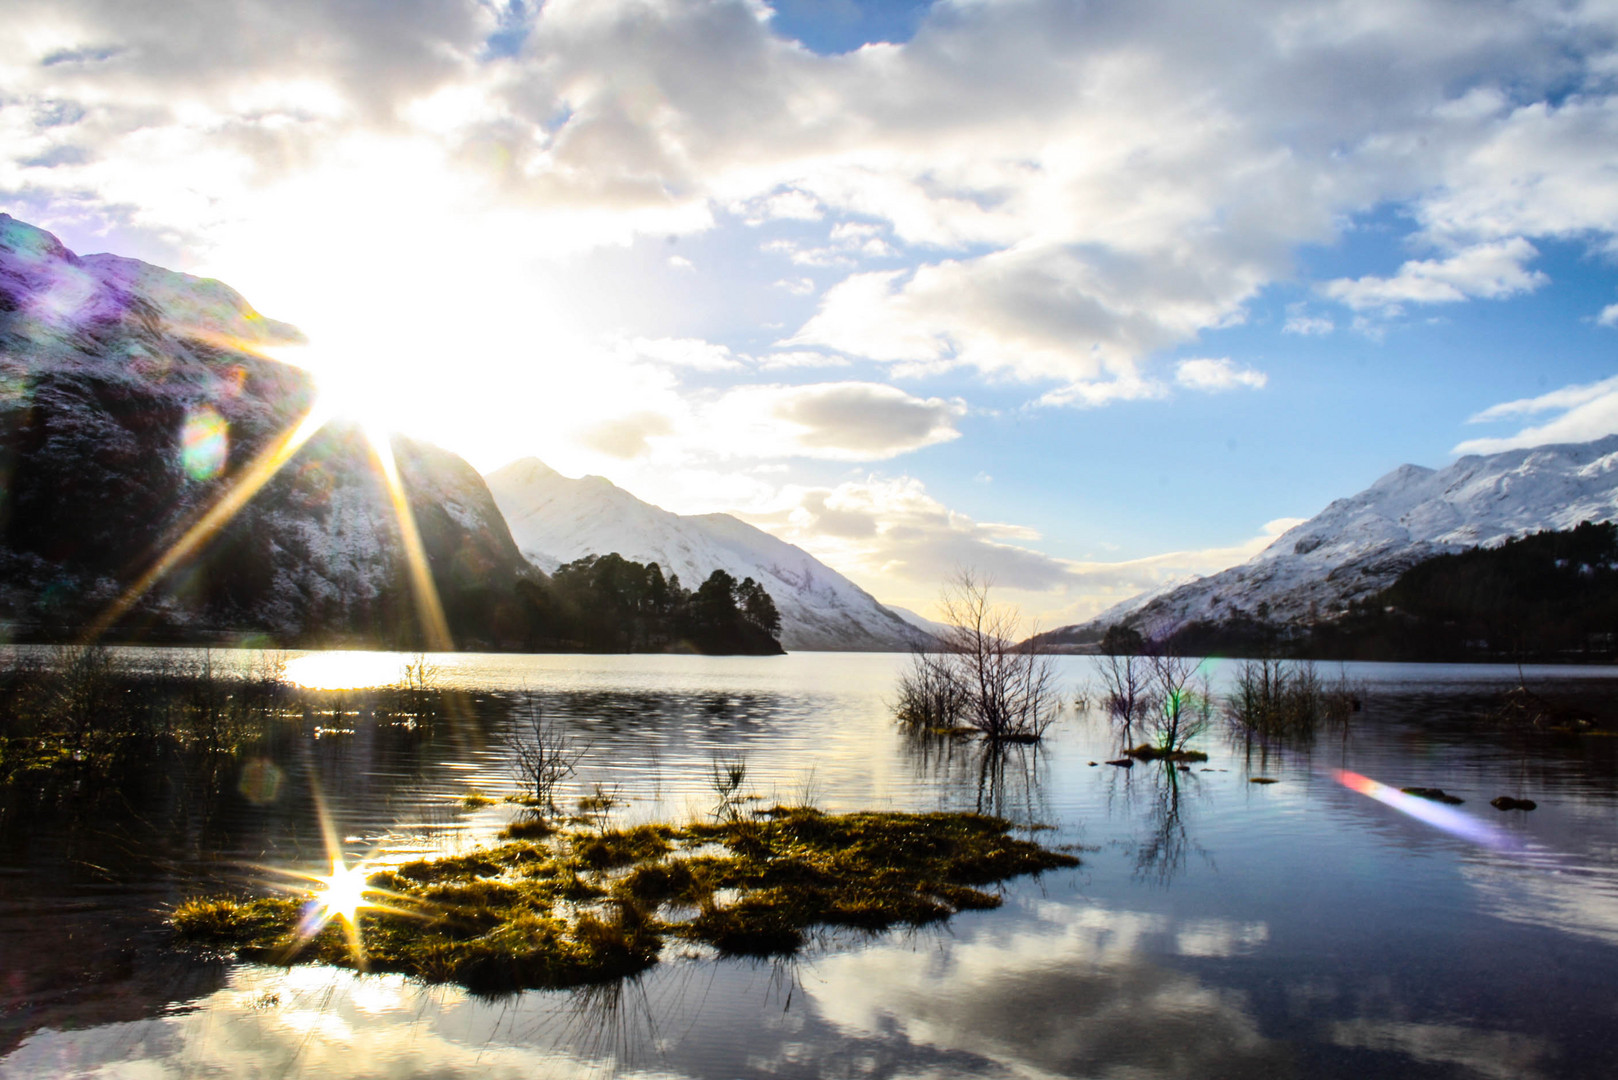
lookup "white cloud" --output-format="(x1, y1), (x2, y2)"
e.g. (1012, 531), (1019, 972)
(752, 348), (847, 369)
(3, 0), (1618, 468)
(1454, 373), (1618, 454)
(666, 254), (694, 270)
(708, 382), (964, 461)
(1175, 357), (1268, 392)
(773, 276), (815, 295)
(1599, 302), (1618, 327)
(738, 188), (824, 224)
(749, 475), (1303, 628)
(619, 336), (742, 370)
(1284, 312), (1334, 335)
(1321, 237), (1548, 313)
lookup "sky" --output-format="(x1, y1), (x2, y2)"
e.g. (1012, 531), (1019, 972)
(4, 0), (1618, 627)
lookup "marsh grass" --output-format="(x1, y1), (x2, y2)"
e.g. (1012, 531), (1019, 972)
(0, 647), (460, 789)
(1225, 658), (1362, 742)
(172, 807), (1079, 994)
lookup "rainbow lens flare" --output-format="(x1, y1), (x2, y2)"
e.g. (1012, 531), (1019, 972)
(180, 406), (228, 481)
(1334, 769), (1518, 851)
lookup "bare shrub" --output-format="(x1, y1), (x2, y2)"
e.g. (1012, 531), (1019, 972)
(503, 692), (584, 813)
(928, 571), (1060, 742)
(1097, 651), (1151, 742)
(893, 648), (969, 730)
(1227, 658), (1362, 739)
(1141, 651), (1210, 755)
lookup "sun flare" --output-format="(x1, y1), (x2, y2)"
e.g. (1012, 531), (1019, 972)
(312, 857), (373, 927)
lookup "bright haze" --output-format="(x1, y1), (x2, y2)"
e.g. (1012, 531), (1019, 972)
(6, 0), (1618, 627)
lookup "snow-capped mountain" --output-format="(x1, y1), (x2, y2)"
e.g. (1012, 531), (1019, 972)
(1045, 436), (1618, 642)
(0, 213), (530, 647)
(887, 605), (954, 640)
(486, 458), (931, 651)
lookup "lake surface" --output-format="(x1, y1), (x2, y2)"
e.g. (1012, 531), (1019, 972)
(3, 650), (1618, 1079)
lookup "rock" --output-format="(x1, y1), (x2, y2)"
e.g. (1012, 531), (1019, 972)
(1249, 777), (1278, 784)
(1401, 787), (1465, 804)
(1105, 758), (1134, 768)
(1490, 796), (1537, 811)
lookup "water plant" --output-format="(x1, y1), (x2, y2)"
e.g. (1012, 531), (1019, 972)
(1225, 658), (1362, 740)
(172, 806), (1079, 994)
(892, 572), (1060, 742)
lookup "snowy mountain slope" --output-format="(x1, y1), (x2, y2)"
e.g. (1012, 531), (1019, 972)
(888, 605), (953, 640)
(1045, 435), (1618, 642)
(485, 458), (931, 651)
(0, 213), (529, 646)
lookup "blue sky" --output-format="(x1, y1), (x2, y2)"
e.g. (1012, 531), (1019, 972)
(4, 0), (1618, 624)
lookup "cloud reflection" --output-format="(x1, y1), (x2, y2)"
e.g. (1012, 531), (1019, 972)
(808, 905), (1283, 1080)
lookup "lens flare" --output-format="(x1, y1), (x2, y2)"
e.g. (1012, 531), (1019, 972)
(180, 405), (228, 481)
(365, 426), (454, 652)
(1334, 769), (1519, 851)
(87, 405), (327, 640)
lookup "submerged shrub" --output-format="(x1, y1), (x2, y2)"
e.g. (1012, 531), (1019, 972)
(1227, 659), (1362, 739)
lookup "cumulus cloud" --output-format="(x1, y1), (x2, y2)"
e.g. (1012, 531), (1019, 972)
(707, 382), (964, 460)
(1599, 303), (1618, 328)
(1284, 312), (1334, 335)
(1454, 374), (1618, 454)
(1175, 357), (1267, 392)
(749, 475), (1303, 627)
(1321, 237), (1548, 314)
(3, 0), (1615, 432)
(578, 410), (674, 459)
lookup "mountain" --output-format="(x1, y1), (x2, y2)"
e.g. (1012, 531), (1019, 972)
(888, 605), (953, 640)
(485, 458), (930, 651)
(0, 213), (531, 647)
(1040, 435), (1618, 646)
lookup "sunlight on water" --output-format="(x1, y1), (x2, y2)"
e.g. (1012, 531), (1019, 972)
(283, 651), (413, 690)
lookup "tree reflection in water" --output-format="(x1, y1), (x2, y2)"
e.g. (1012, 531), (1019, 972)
(1130, 761), (1208, 887)
(900, 726), (1054, 826)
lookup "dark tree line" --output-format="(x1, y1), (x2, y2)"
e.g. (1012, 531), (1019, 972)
(513, 553), (783, 655)
(1305, 520), (1618, 662)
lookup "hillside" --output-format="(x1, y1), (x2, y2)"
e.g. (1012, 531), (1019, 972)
(486, 458), (929, 651)
(0, 214), (532, 648)
(1038, 435), (1618, 648)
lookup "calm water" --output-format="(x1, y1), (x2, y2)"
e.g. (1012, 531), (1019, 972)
(3, 650), (1618, 1079)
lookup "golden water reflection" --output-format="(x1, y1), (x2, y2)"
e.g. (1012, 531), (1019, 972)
(283, 651), (424, 690)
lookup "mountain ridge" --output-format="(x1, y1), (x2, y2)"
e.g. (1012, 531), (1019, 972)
(1041, 434), (1618, 645)
(486, 457), (930, 652)
(0, 213), (533, 648)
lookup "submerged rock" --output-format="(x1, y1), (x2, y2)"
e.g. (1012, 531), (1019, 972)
(1125, 744), (1210, 763)
(1401, 787), (1465, 804)
(1490, 796), (1538, 811)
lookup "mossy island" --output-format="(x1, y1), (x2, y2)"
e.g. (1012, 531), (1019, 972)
(173, 807), (1078, 995)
